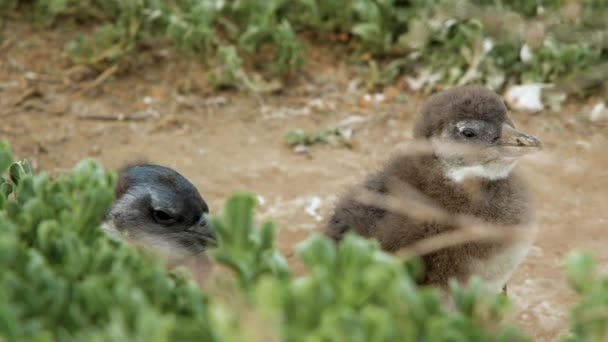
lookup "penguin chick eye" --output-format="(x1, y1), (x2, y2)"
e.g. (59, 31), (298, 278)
(460, 129), (477, 138)
(152, 209), (176, 225)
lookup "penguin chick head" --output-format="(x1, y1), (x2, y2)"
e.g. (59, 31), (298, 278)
(413, 85), (542, 182)
(102, 163), (214, 257)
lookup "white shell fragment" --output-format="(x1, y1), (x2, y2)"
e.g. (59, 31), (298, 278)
(363, 93), (385, 104)
(293, 145), (308, 154)
(520, 44), (533, 63)
(482, 38), (494, 53)
(256, 195), (266, 206)
(405, 69), (443, 91)
(590, 102), (608, 122)
(304, 196), (323, 222)
(505, 84), (545, 113)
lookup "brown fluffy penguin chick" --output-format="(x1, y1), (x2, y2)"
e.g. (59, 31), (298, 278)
(326, 85), (542, 293)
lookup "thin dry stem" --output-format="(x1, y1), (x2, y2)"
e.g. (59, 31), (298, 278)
(73, 64), (119, 97)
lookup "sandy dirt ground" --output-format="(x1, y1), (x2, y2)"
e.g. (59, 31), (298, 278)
(2, 21), (607, 341)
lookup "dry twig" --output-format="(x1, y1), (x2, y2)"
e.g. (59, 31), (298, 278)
(77, 109), (159, 122)
(72, 64), (120, 97)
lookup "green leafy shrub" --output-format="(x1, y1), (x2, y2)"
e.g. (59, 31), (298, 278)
(471, 0), (565, 17)
(17, 0), (305, 74)
(563, 251), (608, 342)
(0, 142), (216, 341)
(253, 235), (525, 341)
(210, 193), (290, 290)
(3, 0), (607, 94)
(207, 45), (244, 89)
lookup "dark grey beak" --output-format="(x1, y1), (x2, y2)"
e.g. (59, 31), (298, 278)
(198, 212), (209, 228)
(498, 124), (542, 152)
(198, 213), (216, 247)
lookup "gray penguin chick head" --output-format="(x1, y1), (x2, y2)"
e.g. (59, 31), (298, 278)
(102, 163), (214, 257)
(413, 85), (542, 182)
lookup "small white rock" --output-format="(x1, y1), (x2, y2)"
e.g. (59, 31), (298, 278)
(339, 127), (353, 140)
(406, 77), (424, 91)
(304, 196), (323, 222)
(293, 145), (308, 154)
(308, 98), (325, 110)
(405, 70), (442, 91)
(142, 96), (154, 105)
(520, 44), (533, 63)
(24, 71), (37, 80)
(505, 84), (545, 112)
(256, 195), (266, 206)
(363, 93), (385, 104)
(482, 38), (494, 53)
(373, 93), (385, 103)
(590, 102), (608, 122)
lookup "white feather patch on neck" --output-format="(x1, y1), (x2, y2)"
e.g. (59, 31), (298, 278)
(101, 220), (194, 259)
(444, 159), (518, 183)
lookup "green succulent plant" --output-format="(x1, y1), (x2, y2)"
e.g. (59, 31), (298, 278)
(3, 0), (607, 94)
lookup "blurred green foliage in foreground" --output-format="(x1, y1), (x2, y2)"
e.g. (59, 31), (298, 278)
(1, 140), (607, 341)
(1, 0), (607, 93)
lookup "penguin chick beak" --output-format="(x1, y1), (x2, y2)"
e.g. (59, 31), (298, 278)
(497, 124), (542, 155)
(197, 213), (217, 247)
(187, 213), (216, 248)
(198, 212), (210, 228)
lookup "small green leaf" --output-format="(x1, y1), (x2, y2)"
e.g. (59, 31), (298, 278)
(1, 181), (13, 198)
(565, 251), (595, 293)
(9, 163), (23, 185)
(16, 177), (35, 204)
(403, 257), (425, 281)
(21, 161), (32, 175)
(296, 234), (336, 270)
(0, 141), (13, 173)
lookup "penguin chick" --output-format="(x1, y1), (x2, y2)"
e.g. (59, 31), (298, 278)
(326, 85), (542, 292)
(102, 163), (215, 259)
